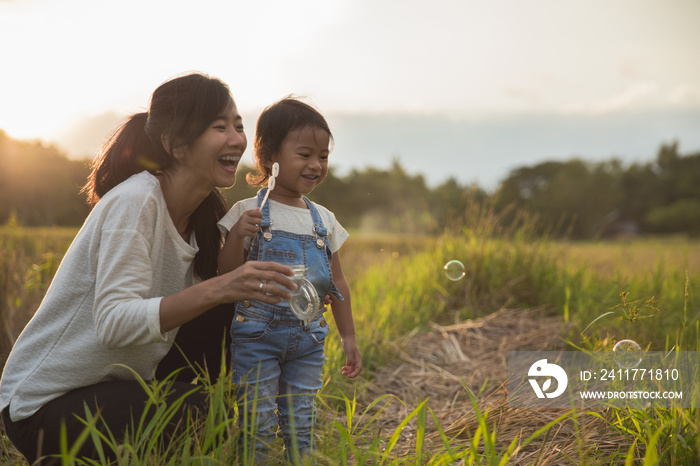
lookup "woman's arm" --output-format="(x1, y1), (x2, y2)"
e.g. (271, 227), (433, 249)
(159, 260), (295, 333)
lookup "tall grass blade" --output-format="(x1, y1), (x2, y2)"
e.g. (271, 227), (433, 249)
(380, 398), (429, 465)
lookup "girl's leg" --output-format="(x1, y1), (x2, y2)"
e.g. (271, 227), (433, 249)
(2, 379), (206, 465)
(233, 365), (281, 461)
(277, 317), (328, 462)
(230, 314), (287, 459)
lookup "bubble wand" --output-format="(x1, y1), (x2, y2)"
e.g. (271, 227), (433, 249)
(259, 162), (279, 210)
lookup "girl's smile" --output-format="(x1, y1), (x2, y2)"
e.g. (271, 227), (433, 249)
(269, 126), (330, 206)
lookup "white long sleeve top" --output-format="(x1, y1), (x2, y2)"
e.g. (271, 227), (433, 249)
(0, 171), (196, 421)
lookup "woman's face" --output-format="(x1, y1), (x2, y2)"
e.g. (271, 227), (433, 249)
(176, 100), (247, 189)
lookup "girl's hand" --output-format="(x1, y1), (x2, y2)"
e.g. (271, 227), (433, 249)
(231, 208), (263, 239)
(340, 336), (362, 378)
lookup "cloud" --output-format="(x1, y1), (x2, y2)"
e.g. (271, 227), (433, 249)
(562, 83), (659, 115)
(503, 86), (544, 107)
(668, 84), (700, 106)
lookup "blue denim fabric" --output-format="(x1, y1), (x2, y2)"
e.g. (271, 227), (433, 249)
(250, 188), (343, 304)
(231, 189), (341, 461)
(231, 304), (328, 461)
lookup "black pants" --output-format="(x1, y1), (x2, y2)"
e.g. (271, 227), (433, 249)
(2, 380), (207, 465)
(156, 303), (237, 383)
(3, 303), (236, 465)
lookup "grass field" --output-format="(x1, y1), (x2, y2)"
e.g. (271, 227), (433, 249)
(1, 220), (699, 464)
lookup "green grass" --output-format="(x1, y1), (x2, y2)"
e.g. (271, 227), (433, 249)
(1, 219), (699, 464)
(0, 225), (76, 361)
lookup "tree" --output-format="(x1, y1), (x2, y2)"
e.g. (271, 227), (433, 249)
(494, 159), (624, 238)
(0, 130), (90, 226)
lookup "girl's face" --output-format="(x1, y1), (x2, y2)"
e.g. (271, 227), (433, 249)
(269, 126), (330, 204)
(175, 100), (247, 189)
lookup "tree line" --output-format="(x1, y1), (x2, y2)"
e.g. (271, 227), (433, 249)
(494, 142), (700, 238)
(1, 129), (698, 238)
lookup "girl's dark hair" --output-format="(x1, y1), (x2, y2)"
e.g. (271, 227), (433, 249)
(247, 97), (333, 187)
(82, 72), (233, 280)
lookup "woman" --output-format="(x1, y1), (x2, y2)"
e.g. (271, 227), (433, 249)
(0, 72), (294, 464)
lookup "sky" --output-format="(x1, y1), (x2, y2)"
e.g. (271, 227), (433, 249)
(1, 0), (699, 189)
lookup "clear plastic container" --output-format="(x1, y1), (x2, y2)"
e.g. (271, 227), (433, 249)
(270, 264), (307, 295)
(289, 278), (320, 323)
(269, 264), (320, 323)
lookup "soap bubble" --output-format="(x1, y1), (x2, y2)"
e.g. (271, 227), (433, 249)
(444, 260), (465, 281)
(612, 339), (642, 369)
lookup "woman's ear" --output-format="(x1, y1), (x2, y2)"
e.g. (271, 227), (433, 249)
(161, 134), (186, 160)
(160, 134), (172, 155)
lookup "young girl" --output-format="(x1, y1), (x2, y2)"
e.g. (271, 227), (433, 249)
(218, 97), (362, 461)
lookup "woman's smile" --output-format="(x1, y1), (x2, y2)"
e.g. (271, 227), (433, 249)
(218, 154), (242, 173)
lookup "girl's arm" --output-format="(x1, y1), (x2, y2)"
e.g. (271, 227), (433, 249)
(218, 208), (263, 274)
(330, 250), (362, 378)
(218, 232), (246, 274)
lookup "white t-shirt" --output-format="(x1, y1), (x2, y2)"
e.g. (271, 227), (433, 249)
(0, 171), (195, 421)
(218, 197), (349, 254)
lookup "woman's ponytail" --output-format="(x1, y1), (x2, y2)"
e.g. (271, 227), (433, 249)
(83, 112), (166, 206)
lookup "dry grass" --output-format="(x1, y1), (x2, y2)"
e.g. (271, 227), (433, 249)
(353, 308), (626, 464)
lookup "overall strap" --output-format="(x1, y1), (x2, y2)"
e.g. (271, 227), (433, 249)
(257, 188), (272, 228)
(303, 198), (345, 302)
(246, 189), (270, 259)
(302, 196), (327, 237)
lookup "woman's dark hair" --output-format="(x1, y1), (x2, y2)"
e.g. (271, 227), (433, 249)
(82, 72), (233, 280)
(247, 97), (333, 187)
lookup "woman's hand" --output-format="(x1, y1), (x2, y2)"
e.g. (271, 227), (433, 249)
(218, 260), (296, 304)
(230, 208), (263, 239)
(159, 261), (295, 333)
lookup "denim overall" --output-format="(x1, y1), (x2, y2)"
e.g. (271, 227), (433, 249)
(230, 188), (343, 460)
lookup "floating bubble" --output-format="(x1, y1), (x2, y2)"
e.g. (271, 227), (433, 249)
(444, 260), (466, 281)
(612, 339), (642, 369)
